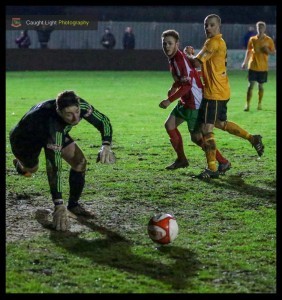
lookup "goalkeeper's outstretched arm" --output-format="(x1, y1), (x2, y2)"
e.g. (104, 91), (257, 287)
(79, 99), (115, 164)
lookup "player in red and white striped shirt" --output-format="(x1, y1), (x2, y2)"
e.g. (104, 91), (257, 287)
(159, 29), (230, 171)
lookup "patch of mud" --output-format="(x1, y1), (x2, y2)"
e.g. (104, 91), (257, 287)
(6, 191), (156, 243)
(6, 191), (90, 243)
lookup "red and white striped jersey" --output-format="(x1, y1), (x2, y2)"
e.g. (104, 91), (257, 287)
(167, 49), (203, 109)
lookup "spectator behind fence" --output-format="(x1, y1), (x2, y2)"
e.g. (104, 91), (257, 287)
(15, 30), (31, 49)
(37, 25), (54, 49)
(243, 26), (256, 49)
(100, 27), (116, 49)
(122, 26), (135, 50)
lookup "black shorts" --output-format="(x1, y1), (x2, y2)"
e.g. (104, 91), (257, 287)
(10, 142), (41, 168)
(248, 69), (268, 84)
(199, 98), (229, 125)
(10, 129), (74, 169)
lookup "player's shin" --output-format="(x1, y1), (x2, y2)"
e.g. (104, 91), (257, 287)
(223, 121), (251, 141)
(194, 137), (227, 164)
(68, 169), (85, 208)
(203, 132), (217, 171)
(167, 128), (186, 160)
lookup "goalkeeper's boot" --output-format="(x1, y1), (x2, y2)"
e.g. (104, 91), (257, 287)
(165, 158), (189, 170)
(251, 135), (264, 157)
(196, 168), (219, 180)
(13, 159), (32, 177)
(218, 161), (231, 175)
(67, 203), (95, 218)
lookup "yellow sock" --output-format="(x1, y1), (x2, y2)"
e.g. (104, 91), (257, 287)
(223, 121), (252, 142)
(204, 133), (217, 172)
(207, 160), (217, 172)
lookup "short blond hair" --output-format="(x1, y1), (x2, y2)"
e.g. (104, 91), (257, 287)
(205, 14), (221, 26)
(256, 21), (266, 28)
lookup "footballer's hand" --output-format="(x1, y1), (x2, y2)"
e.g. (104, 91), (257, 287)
(97, 144), (116, 164)
(184, 45), (195, 56)
(159, 99), (171, 109)
(241, 62), (247, 69)
(52, 202), (70, 231)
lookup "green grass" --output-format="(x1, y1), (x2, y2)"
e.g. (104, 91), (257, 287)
(6, 70), (276, 293)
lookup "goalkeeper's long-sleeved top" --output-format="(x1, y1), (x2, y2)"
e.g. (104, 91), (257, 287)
(10, 98), (112, 199)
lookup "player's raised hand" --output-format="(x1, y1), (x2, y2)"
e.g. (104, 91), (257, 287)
(184, 45), (195, 56)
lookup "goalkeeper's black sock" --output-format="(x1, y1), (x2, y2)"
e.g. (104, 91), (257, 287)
(68, 169), (85, 208)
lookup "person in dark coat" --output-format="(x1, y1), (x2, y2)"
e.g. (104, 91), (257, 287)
(15, 30), (31, 48)
(37, 25), (54, 49)
(100, 27), (116, 49)
(243, 26), (256, 49)
(122, 26), (135, 50)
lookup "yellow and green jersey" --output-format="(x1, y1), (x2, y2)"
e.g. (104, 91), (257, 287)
(196, 34), (230, 101)
(247, 34), (275, 71)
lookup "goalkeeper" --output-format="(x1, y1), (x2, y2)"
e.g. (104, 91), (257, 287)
(9, 90), (116, 231)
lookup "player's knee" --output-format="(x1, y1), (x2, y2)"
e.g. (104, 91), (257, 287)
(217, 121), (227, 131)
(190, 133), (202, 145)
(78, 157), (87, 172)
(248, 82), (255, 89)
(72, 157), (87, 172)
(164, 122), (172, 132)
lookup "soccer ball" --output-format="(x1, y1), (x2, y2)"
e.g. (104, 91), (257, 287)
(147, 213), (179, 244)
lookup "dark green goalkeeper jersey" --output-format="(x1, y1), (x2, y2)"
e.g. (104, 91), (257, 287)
(10, 98), (113, 199)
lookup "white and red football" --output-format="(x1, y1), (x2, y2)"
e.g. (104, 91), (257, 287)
(147, 213), (179, 245)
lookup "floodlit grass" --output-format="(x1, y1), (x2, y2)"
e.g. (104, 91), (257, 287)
(6, 70), (276, 293)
